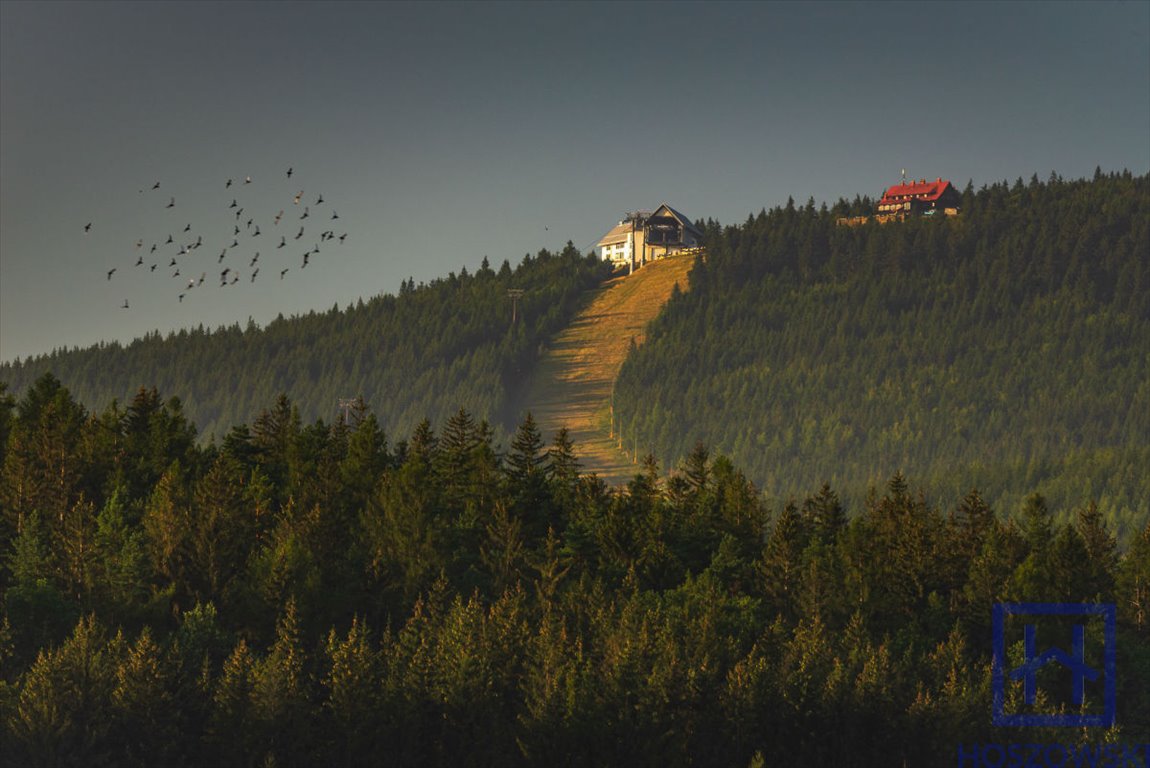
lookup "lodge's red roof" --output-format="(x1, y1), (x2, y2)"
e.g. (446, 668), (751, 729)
(879, 178), (955, 203)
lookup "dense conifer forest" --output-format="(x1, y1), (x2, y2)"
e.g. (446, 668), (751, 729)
(0, 381), (1147, 766)
(0, 243), (608, 444)
(615, 170), (1150, 541)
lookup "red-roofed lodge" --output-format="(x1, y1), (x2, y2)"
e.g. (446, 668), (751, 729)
(877, 177), (961, 217)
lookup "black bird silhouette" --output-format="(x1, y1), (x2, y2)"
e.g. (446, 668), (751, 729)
(135, 256), (144, 266)
(198, 272), (206, 286)
(165, 234), (173, 244)
(244, 176), (252, 184)
(280, 268), (289, 279)
(219, 249), (227, 263)
(226, 179), (233, 188)
(294, 190), (304, 205)
(152, 181), (160, 190)
(251, 268), (259, 282)
(331, 210), (340, 220)
(169, 258), (177, 266)
(187, 278), (196, 289)
(302, 253), (310, 268)
(107, 268), (116, 280)
(135, 239), (143, 249)
(278, 236), (285, 248)
(295, 226), (304, 240)
(173, 268), (180, 277)
(231, 274), (239, 285)
(250, 252), (260, 266)
(234, 225), (240, 236)
(221, 267), (231, 280)
(150, 243), (157, 253)
(286, 167), (293, 178)
(150, 264), (158, 272)
(121, 300), (129, 309)
(184, 223), (191, 232)
(338, 233), (347, 243)
(274, 210), (284, 225)
(179, 293), (185, 303)
(229, 199), (238, 208)
(300, 206), (309, 220)
(84, 222), (92, 233)
(253, 226), (260, 236)
(231, 239), (239, 248)
(166, 197), (175, 208)
(235, 208), (244, 219)
(194, 235), (202, 248)
(316, 194), (324, 205)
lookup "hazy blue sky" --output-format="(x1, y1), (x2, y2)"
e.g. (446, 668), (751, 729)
(2, 1), (1147, 363)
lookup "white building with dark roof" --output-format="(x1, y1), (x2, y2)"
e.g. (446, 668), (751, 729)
(596, 203), (703, 271)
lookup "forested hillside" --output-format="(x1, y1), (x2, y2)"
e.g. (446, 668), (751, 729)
(615, 170), (1150, 540)
(0, 244), (609, 443)
(1, 380), (1147, 765)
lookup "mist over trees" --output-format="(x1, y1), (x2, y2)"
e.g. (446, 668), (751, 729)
(615, 170), (1150, 541)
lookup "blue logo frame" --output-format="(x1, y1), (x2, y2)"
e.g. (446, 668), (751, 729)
(992, 603), (1116, 727)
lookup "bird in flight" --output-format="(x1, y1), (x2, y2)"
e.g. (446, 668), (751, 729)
(278, 236), (286, 248)
(152, 181), (160, 190)
(300, 206), (309, 220)
(107, 268), (116, 280)
(331, 210), (340, 220)
(150, 264), (158, 272)
(121, 300), (129, 309)
(219, 249), (228, 263)
(84, 222), (92, 233)
(178, 293), (185, 303)
(295, 226), (304, 240)
(251, 267), (260, 282)
(294, 190), (304, 205)
(226, 179), (233, 188)
(166, 197), (175, 208)
(169, 257), (178, 267)
(274, 210), (284, 225)
(280, 268), (289, 279)
(338, 233), (347, 243)
(135, 256), (144, 266)
(286, 167), (293, 178)
(184, 223), (192, 232)
(229, 199), (238, 209)
(250, 252), (260, 266)
(244, 176), (252, 184)
(165, 234), (173, 244)
(316, 194), (324, 205)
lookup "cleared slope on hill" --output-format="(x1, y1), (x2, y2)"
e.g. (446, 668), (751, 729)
(520, 254), (695, 485)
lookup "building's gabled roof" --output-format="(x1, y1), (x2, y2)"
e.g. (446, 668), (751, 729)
(650, 203), (704, 238)
(879, 178), (956, 204)
(597, 222), (632, 247)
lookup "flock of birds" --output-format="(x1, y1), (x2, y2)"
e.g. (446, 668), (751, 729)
(88, 166), (349, 308)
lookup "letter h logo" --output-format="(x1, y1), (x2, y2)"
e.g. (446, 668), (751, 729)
(992, 603), (1116, 727)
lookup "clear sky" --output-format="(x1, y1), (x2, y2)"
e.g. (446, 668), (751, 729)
(2, 1), (1147, 363)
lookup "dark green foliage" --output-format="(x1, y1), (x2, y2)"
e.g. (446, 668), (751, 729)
(0, 243), (609, 446)
(0, 383), (1145, 764)
(615, 171), (1150, 542)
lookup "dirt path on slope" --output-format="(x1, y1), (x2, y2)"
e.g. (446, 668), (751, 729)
(520, 255), (695, 486)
